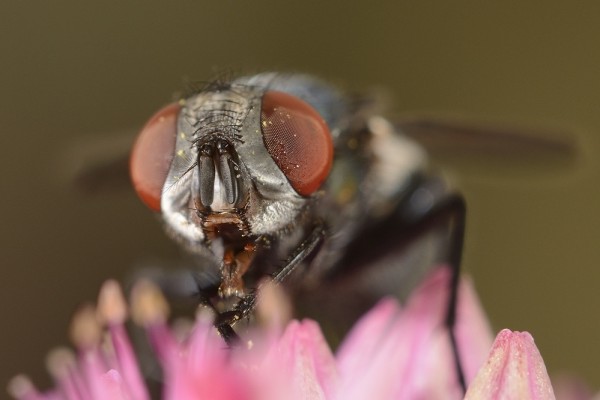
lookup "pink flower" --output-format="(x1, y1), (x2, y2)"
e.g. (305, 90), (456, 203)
(464, 330), (556, 400)
(7, 267), (564, 400)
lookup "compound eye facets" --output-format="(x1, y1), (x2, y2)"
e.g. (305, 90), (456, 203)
(260, 91), (333, 196)
(130, 103), (179, 211)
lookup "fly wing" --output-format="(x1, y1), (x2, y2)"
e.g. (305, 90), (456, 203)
(395, 114), (581, 178)
(58, 128), (136, 193)
(62, 114), (581, 192)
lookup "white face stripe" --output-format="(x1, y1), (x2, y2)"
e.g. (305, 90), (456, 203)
(161, 171), (206, 242)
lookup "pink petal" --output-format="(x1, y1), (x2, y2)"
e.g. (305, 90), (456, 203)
(164, 361), (251, 400)
(106, 324), (150, 400)
(99, 369), (133, 400)
(259, 320), (338, 400)
(335, 297), (401, 379)
(454, 275), (495, 382)
(334, 266), (494, 400)
(162, 319), (252, 400)
(464, 329), (556, 400)
(79, 349), (116, 399)
(333, 267), (456, 399)
(185, 314), (229, 373)
(94, 279), (149, 400)
(387, 266), (462, 399)
(44, 348), (86, 400)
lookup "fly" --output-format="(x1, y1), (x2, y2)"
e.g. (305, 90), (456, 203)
(123, 72), (577, 392)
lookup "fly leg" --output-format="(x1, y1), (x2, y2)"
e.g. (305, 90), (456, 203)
(332, 183), (468, 392)
(401, 191), (467, 392)
(214, 224), (326, 345)
(271, 224), (326, 284)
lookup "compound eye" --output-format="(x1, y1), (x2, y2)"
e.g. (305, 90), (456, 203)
(260, 91), (333, 196)
(130, 103), (180, 212)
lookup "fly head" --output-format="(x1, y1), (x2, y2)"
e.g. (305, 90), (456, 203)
(130, 80), (335, 301)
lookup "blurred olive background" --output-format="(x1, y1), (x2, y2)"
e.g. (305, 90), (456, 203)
(1, 1), (599, 392)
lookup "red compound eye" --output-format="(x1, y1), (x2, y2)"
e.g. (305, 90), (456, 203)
(260, 91), (333, 196)
(130, 103), (180, 212)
